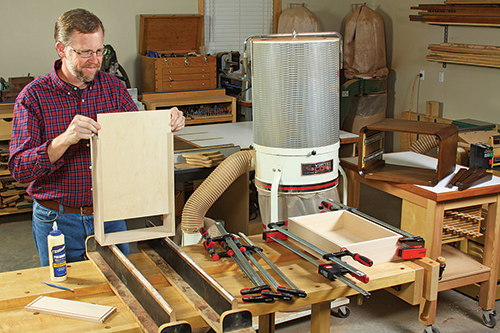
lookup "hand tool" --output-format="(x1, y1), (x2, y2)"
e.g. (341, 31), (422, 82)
(397, 236), (427, 259)
(238, 232), (307, 298)
(200, 227), (216, 248)
(236, 233), (294, 301)
(270, 236), (370, 297)
(334, 248), (373, 267)
(214, 222), (273, 302)
(267, 222), (369, 283)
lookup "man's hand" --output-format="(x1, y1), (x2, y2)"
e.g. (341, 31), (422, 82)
(48, 115), (101, 164)
(170, 107), (185, 132)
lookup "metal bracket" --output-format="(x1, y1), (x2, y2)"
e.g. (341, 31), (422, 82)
(164, 58), (169, 66)
(185, 56), (189, 66)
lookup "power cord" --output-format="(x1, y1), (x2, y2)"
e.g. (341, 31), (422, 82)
(409, 73), (422, 114)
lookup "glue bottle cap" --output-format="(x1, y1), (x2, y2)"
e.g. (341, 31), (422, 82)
(50, 222), (62, 236)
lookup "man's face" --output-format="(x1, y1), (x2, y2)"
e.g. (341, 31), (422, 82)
(62, 28), (104, 83)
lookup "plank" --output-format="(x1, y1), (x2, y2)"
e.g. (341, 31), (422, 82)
(25, 296), (116, 323)
(91, 110), (175, 246)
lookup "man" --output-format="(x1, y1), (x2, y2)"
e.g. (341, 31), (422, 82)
(8, 8), (185, 266)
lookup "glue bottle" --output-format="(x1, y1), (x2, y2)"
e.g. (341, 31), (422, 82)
(48, 222), (67, 281)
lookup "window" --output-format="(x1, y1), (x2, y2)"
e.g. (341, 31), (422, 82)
(203, 0), (276, 55)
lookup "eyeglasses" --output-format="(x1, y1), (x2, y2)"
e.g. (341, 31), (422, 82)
(68, 45), (106, 58)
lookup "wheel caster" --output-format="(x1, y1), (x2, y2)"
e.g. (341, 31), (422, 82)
(482, 310), (497, 328)
(423, 325), (440, 333)
(331, 305), (350, 318)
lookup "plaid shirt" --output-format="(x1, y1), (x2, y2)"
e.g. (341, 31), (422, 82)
(8, 60), (138, 207)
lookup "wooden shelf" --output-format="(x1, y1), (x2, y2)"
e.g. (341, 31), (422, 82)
(411, 3), (500, 27)
(412, 4), (500, 68)
(141, 89), (237, 125)
(438, 244), (490, 291)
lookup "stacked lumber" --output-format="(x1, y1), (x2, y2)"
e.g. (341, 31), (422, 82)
(0, 177), (31, 214)
(182, 151), (225, 168)
(426, 43), (500, 68)
(442, 205), (483, 243)
(410, 3), (500, 26)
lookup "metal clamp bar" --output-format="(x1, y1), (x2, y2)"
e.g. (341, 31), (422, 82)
(238, 233), (299, 290)
(325, 198), (414, 238)
(268, 223), (367, 279)
(215, 222), (265, 286)
(271, 237), (369, 297)
(242, 246), (279, 290)
(270, 237), (320, 266)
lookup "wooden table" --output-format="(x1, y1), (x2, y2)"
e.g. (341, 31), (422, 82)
(341, 151), (500, 323)
(0, 235), (438, 332)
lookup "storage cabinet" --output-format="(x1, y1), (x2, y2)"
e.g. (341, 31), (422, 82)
(141, 89), (236, 125)
(139, 14), (217, 93)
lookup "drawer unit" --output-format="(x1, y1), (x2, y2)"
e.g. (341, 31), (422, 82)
(139, 14), (217, 93)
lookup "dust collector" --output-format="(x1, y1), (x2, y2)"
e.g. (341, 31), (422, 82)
(248, 32), (342, 225)
(180, 32), (343, 243)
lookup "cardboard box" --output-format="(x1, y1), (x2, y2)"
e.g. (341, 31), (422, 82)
(139, 14), (217, 93)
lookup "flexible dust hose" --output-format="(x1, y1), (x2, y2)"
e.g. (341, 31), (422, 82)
(181, 149), (256, 234)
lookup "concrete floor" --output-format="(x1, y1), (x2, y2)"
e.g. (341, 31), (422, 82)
(1, 184), (500, 332)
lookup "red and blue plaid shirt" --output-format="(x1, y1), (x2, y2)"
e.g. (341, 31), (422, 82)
(8, 60), (138, 207)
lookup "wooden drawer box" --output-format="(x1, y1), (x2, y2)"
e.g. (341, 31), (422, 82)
(288, 210), (401, 269)
(139, 14), (217, 93)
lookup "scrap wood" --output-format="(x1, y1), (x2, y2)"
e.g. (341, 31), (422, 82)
(0, 189), (26, 197)
(182, 150), (225, 168)
(2, 194), (20, 205)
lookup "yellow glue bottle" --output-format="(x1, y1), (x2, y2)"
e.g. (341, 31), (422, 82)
(48, 222), (67, 281)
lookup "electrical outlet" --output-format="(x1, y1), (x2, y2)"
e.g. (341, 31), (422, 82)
(439, 71), (444, 83)
(419, 70), (425, 81)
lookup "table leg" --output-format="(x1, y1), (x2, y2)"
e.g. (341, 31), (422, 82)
(344, 167), (360, 208)
(479, 194), (500, 310)
(258, 313), (275, 333)
(426, 200), (445, 259)
(311, 301), (331, 333)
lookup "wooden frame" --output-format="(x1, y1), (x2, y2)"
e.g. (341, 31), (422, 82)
(91, 110), (175, 246)
(288, 210), (401, 268)
(359, 118), (458, 186)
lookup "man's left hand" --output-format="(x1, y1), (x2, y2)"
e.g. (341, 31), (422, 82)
(170, 107), (185, 132)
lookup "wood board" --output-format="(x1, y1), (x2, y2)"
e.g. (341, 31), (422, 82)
(25, 296), (116, 323)
(91, 110), (175, 246)
(288, 210), (401, 269)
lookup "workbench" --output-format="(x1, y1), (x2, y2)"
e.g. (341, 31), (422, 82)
(0, 235), (438, 333)
(341, 151), (500, 326)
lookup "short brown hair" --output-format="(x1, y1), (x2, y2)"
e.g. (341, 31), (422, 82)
(54, 8), (105, 45)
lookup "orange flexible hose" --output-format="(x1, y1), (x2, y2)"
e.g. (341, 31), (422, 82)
(181, 150), (256, 233)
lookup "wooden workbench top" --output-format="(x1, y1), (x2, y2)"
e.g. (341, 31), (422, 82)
(0, 237), (432, 332)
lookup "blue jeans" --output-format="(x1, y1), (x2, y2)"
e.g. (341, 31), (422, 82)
(32, 200), (129, 266)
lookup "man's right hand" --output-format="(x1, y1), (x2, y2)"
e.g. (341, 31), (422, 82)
(62, 115), (101, 145)
(48, 115), (101, 164)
